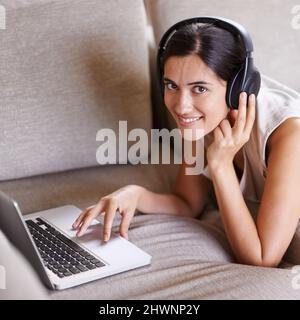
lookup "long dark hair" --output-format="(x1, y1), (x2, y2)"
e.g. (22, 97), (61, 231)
(162, 23), (245, 82)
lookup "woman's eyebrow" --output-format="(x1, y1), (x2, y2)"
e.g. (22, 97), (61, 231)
(187, 80), (213, 85)
(163, 77), (213, 85)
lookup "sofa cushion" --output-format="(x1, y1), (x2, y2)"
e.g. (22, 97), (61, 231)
(145, 0), (300, 92)
(1, 163), (300, 299)
(0, 0), (152, 181)
(0, 163), (178, 214)
(50, 211), (300, 299)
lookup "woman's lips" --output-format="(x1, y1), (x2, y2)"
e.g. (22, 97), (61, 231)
(178, 115), (203, 127)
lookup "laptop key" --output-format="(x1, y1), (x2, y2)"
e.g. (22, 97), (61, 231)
(95, 261), (105, 268)
(26, 220), (39, 229)
(76, 256), (85, 262)
(77, 265), (88, 272)
(53, 263), (61, 269)
(48, 229), (60, 236)
(90, 258), (101, 264)
(79, 251), (92, 258)
(56, 234), (84, 253)
(86, 255), (96, 261)
(36, 218), (45, 225)
(69, 267), (80, 274)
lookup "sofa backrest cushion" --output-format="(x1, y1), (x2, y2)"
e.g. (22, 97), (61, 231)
(0, 0), (151, 180)
(146, 0), (300, 92)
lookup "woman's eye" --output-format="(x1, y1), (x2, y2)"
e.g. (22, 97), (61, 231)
(193, 86), (207, 94)
(165, 83), (177, 91)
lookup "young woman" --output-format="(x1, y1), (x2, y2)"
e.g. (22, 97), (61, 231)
(73, 21), (300, 267)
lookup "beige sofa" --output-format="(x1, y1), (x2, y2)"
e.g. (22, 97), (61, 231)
(1, 0), (300, 299)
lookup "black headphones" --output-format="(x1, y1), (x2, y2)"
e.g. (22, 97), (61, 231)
(157, 16), (261, 109)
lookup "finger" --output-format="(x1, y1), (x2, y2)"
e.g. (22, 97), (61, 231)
(213, 126), (224, 142)
(244, 94), (256, 136)
(77, 202), (105, 236)
(72, 206), (94, 229)
(219, 119), (232, 138)
(233, 92), (247, 136)
(119, 209), (134, 240)
(102, 199), (119, 242)
(87, 202), (106, 222)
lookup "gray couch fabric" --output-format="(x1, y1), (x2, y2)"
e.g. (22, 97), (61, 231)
(0, 0), (152, 180)
(49, 214), (300, 300)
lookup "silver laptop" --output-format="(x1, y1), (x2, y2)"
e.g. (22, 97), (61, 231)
(0, 191), (151, 290)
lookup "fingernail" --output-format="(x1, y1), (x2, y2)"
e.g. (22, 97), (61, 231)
(104, 233), (109, 242)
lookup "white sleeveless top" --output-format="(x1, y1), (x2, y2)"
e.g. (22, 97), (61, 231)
(202, 75), (300, 215)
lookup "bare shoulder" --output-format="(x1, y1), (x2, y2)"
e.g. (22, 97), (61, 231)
(268, 117), (300, 146)
(265, 117), (300, 165)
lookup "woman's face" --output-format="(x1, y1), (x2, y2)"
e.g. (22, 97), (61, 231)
(164, 54), (229, 140)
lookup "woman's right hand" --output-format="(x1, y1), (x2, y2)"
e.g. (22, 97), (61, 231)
(72, 185), (143, 242)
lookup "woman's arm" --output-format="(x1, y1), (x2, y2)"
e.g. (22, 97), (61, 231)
(255, 117), (300, 266)
(209, 111), (300, 267)
(209, 161), (262, 265)
(138, 159), (212, 218)
(74, 152), (212, 239)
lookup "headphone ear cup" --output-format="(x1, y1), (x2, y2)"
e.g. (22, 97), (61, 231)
(226, 65), (245, 109)
(243, 67), (261, 99)
(226, 63), (261, 109)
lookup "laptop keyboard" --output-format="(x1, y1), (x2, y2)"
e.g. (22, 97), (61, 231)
(26, 218), (106, 278)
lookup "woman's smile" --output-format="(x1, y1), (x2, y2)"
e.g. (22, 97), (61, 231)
(177, 115), (204, 126)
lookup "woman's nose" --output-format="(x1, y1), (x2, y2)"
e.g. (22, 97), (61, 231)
(173, 90), (193, 115)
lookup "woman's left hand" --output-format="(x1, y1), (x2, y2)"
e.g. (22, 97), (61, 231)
(207, 92), (256, 168)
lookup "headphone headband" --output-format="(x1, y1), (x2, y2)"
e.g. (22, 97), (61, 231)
(158, 16), (254, 59)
